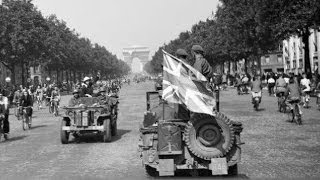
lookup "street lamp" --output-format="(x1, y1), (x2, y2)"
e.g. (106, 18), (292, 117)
(46, 77), (51, 82)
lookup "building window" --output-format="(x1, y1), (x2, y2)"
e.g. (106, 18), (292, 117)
(265, 56), (270, 64)
(293, 60), (296, 68)
(299, 59), (303, 68)
(277, 55), (283, 63)
(293, 42), (296, 59)
(315, 31), (318, 52)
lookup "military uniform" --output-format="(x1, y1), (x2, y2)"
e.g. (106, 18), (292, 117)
(68, 97), (82, 107)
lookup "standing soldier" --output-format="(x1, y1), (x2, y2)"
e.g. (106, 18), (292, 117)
(190, 45), (213, 81)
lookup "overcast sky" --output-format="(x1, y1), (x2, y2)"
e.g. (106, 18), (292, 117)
(33, 0), (219, 60)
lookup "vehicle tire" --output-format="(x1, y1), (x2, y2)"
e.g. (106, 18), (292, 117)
(103, 119), (112, 142)
(145, 165), (159, 177)
(185, 113), (234, 160)
(228, 164), (238, 176)
(111, 120), (117, 136)
(60, 120), (69, 144)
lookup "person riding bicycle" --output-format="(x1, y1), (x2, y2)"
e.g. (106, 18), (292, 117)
(35, 85), (43, 108)
(284, 77), (301, 113)
(300, 73), (311, 107)
(275, 73), (287, 97)
(19, 90), (33, 124)
(250, 76), (262, 104)
(50, 86), (61, 109)
(0, 91), (10, 139)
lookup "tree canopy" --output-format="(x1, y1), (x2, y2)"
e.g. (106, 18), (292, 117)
(146, 0), (320, 75)
(0, 0), (130, 84)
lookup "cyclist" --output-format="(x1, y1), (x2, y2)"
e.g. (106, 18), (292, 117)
(285, 77), (301, 114)
(35, 85), (43, 109)
(19, 90), (33, 125)
(250, 76), (263, 104)
(50, 86), (61, 111)
(300, 73), (311, 107)
(275, 73), (287, 97)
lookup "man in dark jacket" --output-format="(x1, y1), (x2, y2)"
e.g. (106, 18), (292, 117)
(190, 45), (213, 81)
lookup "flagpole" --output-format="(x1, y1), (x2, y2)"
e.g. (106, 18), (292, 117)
(162, 53), (165, 121)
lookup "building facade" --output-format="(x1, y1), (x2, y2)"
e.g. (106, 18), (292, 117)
(261, 50), (284, 73)
(283, 29), (320, 74)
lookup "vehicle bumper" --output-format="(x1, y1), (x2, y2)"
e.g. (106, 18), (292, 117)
(62, 125), (104, 131)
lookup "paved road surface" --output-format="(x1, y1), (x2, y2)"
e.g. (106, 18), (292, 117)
(1, 81), (320, 179)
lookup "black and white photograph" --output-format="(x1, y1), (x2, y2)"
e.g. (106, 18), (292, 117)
(0, 0), (320, 179)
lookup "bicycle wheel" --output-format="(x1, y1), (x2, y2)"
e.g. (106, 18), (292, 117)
(22, 115), (27, 131)
(28, 116), (32, 129)
(295, 105), (302, 125)
(54, 105), (59, 116)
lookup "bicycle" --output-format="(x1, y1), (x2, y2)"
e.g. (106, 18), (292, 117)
(277, 92), (286, 113)
(20, 106), (32, 130)
(302, 91), (311, 108)
(286, 99), (302, 125)
(50, 99), (59, 116)
(36, 95), (42, 110)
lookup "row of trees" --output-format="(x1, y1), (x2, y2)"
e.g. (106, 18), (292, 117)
(145, 0), (320, 75)
(0, 0), (130, 85)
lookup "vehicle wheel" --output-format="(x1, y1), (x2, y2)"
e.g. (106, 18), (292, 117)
(111, 120), (117, 136)
(145, 165), (159, 177)
(103, 119), (112, 142)
(60, 120), (69, 144)
(228, 164), (238, 176)
(184, 113), (234, 160)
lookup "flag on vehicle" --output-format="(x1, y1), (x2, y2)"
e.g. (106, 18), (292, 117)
(162, 50), (216, 116)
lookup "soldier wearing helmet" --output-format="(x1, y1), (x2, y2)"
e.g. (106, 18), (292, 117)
(68, 89), (81, 107)
(190, 45), (213, 80)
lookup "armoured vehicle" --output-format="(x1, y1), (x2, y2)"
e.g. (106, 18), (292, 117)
(138, 91), (243, 176)
(60, 97), (118, 144)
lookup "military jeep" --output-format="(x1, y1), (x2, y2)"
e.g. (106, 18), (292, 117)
(60, 97), (117, 144)
(138, 91), (243, 176)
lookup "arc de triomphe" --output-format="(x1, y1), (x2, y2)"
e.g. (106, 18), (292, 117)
(123, 46), (149, 73)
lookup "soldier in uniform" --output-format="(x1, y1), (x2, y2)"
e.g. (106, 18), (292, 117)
(190, 45), (213, 81)
(68, 89), (81, 107)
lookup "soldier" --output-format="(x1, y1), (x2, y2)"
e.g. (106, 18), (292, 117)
(176, 48), (188, 62)
(68, 89), (81, 107)
(190, 45), (213, 81)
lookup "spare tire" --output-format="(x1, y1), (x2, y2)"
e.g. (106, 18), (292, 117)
(184, 113), (234, 160)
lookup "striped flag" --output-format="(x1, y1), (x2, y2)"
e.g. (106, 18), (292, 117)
(162, 50), (216, 116)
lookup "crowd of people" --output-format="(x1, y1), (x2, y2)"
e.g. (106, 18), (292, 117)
(0, 75), (129, 141)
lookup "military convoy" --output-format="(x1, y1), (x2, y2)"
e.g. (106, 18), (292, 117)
(60, 96), (118, 144)
(138, 91), (243, 176)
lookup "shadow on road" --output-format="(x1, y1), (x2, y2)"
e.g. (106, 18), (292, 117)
(30, 125), (48, 130)
(1, 135), (28, 143)
(67, 129), (131, 144)
(112, 129), (131, 142)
